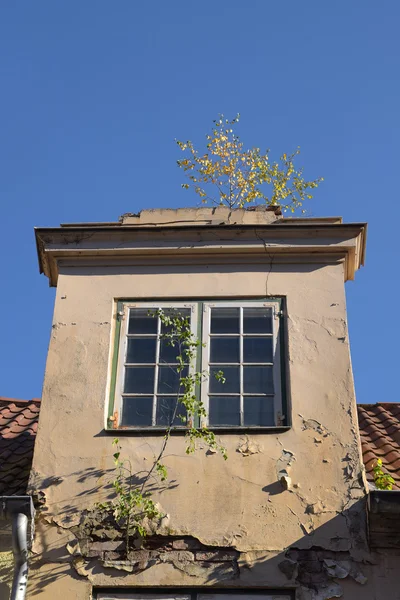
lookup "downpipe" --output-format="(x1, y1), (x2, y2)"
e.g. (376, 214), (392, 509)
(10, 513), (29, 600)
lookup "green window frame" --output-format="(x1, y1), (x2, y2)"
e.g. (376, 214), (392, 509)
(107, 299), (287, 431)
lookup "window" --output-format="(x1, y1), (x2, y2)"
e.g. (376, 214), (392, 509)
(110, 300), (285, 429)
(114, 303), (197, 428)
(202, 303), (282, 427)
(96, 592), (293, 600)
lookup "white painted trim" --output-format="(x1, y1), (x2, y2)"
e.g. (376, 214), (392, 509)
(115, 302), (198, 427)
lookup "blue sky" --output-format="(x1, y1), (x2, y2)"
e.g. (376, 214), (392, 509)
(0, 2), (398, 403)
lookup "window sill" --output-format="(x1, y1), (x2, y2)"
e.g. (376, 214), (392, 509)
(105, 425), (291, 435)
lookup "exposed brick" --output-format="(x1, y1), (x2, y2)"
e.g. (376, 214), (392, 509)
(127, 550), (151, 563)
(301, 560), (323, 574)
(298, 570), (328, 586)
(296, 550), (318, 561)
(89, 541), (124, 553)
(144, 538), (173, 550)
(278, 558), (298, 580)
(161, 551), (194, 562)
(87, 549), (105, 558)
(195, 550), (239, 562)
(104, 551), (121, 561)
(316, 550), (350, 560)
(172, 538), (204, 550)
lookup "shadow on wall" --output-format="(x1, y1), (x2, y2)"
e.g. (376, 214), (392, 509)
(23, 460), (370, 600)
(0, 551), (13, 599)
(61, 262), (326, 278)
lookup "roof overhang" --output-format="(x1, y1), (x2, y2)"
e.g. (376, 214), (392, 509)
(35, 222), (367, 287)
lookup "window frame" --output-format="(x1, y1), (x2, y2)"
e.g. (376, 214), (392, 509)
(95, 590), (294, 600)
(108, 298), (288, 431)
(201, 301), (283, 428)
(113, 301), (198, 429)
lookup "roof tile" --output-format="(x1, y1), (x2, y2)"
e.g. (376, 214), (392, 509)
(0, 398), (40, 495)
(357, 403), (400, 490)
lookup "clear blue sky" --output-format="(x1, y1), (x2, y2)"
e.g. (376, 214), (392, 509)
(0, 2), (398, 404)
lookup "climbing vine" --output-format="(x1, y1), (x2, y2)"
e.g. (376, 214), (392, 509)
(98, 309), (227, 554)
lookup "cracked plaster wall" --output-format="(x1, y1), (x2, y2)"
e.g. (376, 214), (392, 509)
(28, 259), (374, 598)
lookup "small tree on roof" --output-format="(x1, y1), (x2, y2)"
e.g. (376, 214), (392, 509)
(176, 114), (323, 213)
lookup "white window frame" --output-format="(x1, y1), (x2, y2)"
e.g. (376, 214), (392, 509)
(115, 302), (198, 428)
(97, 593), (292, 600)
(201, 301), (283, 427)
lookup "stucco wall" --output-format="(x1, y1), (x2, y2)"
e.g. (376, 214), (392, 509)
(0, 551), (13, 599)
(29, 258), (371, 599)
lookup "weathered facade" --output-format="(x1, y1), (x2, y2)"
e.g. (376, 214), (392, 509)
(27, 207), (398, 599)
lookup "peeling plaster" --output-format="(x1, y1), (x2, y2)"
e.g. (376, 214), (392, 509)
(279, 547), (367, 599)
(237, 436), (263, 456)
(276, 449), (295, 490)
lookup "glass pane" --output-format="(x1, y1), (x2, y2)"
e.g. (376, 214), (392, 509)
(209, 396), (240, 426)
(128, 308), (158, 334)
(124, 366), (155, 394)
(210, 307), (240, 334)
(243, 307), (273, 334)
(121, 397), (153, 426)
(126, 337), (156, 364)
(244, 396), (275, 426)
(160, 308), (191, 334)
(243, 337), (273, 363)
(210, 337), (240, 363)
(160, 337), (180, 364)
(243, 366), (274, 394)
(158, 365), (189, 394)
(209, 366), (240, 393)
(156, 396), (187, 426)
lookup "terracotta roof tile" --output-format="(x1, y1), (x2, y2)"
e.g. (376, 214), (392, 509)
(357, 403), (400, 490)
(0, 398), (40, 495)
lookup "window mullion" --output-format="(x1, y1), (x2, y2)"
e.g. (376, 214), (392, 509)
(240, 306), (244, 426)
(201, 304), (210, 428)
(152, 314), (161, 426)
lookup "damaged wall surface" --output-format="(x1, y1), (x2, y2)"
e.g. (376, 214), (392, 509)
(28, 209), (391, 600)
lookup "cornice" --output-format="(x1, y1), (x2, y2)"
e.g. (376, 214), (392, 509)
(35, 222), (367, 286)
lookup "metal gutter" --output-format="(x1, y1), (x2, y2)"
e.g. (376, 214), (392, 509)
(35, 222), (368, 234)
(0, 496), (35, 600)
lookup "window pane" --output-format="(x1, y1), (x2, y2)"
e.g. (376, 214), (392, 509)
(126, 337), (156, 364)
(209, 396), (240, 426)
(210, 308), (240, 334)
(160, 308), (191, 334)
(158, 365), (189, 394)
(156, 396), (187, 426)
(209, 366), (240, 393)
(243, 366), (274, 394)
(210, 337), (240, 363)
(244, 396), (275, 426)
(160, 337), (181, 364)
(124, 366), (155, 394)
(121, 397), (153, 426)
(128, 308), (158, 334)
(243, 307), (273, 334)
(243, 337), (273, 363)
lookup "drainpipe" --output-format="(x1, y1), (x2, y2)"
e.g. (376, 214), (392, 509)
(0, 496), (34, 600)
(11, 512), (29, 600)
